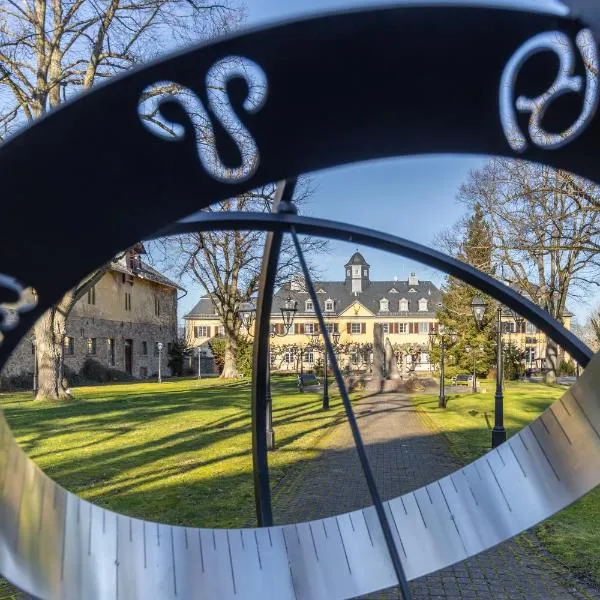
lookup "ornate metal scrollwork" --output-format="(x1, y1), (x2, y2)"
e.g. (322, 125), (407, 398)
(500, 29), (599, 152)
(138, 56), (268, 183)
(0, 275), (37, 346)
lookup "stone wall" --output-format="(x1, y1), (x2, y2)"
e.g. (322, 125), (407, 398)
(1, 315), (176, 382)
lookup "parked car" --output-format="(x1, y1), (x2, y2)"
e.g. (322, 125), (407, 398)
(452, 374), (474, 386)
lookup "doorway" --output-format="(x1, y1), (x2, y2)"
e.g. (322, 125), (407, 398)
(124, 339), (133, 375)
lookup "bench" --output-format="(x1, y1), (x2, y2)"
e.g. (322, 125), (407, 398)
(453, 374), (473, 386)
(298, 373), (321, 391)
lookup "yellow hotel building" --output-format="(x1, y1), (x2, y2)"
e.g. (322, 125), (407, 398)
(184, 252), (573, 374)
(185, 252), (442, 371)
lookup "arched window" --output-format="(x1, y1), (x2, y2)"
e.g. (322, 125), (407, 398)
(399, 298), (409, 312)
(418, 298), (428, 311)
(379, 298), (389, 312)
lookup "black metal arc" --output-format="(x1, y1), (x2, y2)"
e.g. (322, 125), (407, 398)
(251, 178), (297, 527)
(290, 228), (413, 600)
(158, 211), (593, 368)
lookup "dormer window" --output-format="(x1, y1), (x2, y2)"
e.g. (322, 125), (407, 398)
(305, 299), (313, 312)
(379, 298), (389, 312)
(389, 288), (398, 294)
(325, 299), (334, 312)
(399, 299), (409, 312)
(418, 298), (428, 312)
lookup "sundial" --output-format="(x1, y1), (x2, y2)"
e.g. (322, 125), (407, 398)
(0, 1), (600, 598)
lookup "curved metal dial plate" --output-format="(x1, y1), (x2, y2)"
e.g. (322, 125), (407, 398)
(0, 352), (598, 600)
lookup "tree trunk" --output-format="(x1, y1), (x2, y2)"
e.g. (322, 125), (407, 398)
(221, 333), (239, 378)
(545, 338), (558, 384)
(34, 309), (71, 401)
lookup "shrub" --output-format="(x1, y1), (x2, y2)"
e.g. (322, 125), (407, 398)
(558, 360), (576, 376)
(235, 337), (253, 378)
(0, 371), (34, 391)
(80, 359), (134, 383)
(209, 337), (253, 377)
(168, 339), (189, 377)
(209, 338), (226, 374)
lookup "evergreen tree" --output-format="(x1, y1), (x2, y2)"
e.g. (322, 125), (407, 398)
(432, 204), (497, 377)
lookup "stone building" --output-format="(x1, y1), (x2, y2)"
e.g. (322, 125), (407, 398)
(183, 251), (575, 376)
(184, 252), (443, 372)
(2, 246), (182, 382)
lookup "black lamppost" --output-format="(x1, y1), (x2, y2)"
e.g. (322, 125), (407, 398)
(240, 295), (297, 450)
(31, 337), (37, 397)
(428, 329), (457, 408)
(308, 327), (340, 410)
(157, 341), (163, 384)
(471, 296), (507, 448)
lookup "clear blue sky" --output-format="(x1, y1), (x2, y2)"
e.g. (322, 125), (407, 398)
(175, 0), (596, 325)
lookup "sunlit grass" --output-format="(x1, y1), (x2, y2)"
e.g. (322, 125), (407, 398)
(0, 375), (350, 529)
(413, 381), (600, 585)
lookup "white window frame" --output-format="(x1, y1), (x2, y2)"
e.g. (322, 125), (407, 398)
(305, 300), (314, 312)
(304, 322), (315, 334)
(419, 322), (429, 334)
(352, 265), (361, 278)
(284, 351), (293, 363)
(382, 323), (389, 334)
(525, 322), (536, 334)
(324, 323), (335, 334)
(306, 351), (314, 364)
(351, 323), (361, 334)
(325, 299), (334, 312)
(418, 298), (428, 312)
(399, 299), (409, 312)
(399, 323), (408, 333)
(194, 326), (209, 338)
(503, 321), (516, 333)
(380, 298), (389, 312)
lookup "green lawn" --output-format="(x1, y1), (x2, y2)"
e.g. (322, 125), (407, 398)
(0, 376), (349, 529)
(413, 381), (600, 585)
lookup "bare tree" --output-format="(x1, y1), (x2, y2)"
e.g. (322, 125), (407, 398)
(154, 180), (328, 378)
(573, 307), (600, 352)
(457, 158), (600, 380)
(0, 0), (239, 398)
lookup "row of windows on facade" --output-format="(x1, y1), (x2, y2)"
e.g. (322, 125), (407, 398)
(275, 351), (431, 365)
(86, 286), (161, 316)
(300, 298), (431, 313)
(56, 337), (171, 360)
(274, 322), (437, 335)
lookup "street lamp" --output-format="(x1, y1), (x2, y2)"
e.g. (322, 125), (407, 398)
(429, 329), (457, 408)
(307, 326), (340, 410)
(238, 295), (297, 450)
(31, 337), (37, 397)
(157, 341), (163, 384)
(471, 296), (506, 448)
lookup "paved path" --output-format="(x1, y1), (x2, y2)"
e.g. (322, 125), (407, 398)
(273, 393), (600, 600)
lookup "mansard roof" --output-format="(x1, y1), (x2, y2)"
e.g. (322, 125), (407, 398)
(184, 296), (218, 318)
(272, 279), (442, 317)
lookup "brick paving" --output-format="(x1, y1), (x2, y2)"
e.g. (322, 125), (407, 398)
(273, 392), (600, 600)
